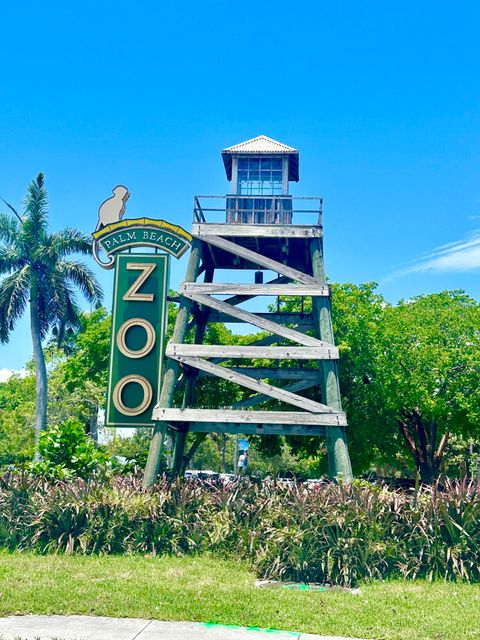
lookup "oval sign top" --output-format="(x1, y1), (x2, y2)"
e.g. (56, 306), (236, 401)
(92, 218), (192, 269)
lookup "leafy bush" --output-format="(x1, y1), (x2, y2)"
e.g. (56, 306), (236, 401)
(32, 419), (109, 479)
(0, 474), (479, 586)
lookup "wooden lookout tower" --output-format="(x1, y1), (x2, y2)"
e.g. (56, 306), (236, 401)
(144, 135), (353, 484)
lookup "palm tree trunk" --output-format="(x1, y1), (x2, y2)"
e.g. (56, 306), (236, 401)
(30, 284), (47, 461)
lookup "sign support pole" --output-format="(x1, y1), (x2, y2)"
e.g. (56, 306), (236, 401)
(143, 240), (203, 487)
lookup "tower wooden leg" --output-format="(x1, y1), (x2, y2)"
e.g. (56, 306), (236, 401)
(171, 263), (213, 476)
(171, 373), (198, 475)
(310, 238), (353, 482)
(326, 425), (353, 480)
(143, 240), (203, 488)
(144, 425), (167, 486)
(172, 430), (187, 475)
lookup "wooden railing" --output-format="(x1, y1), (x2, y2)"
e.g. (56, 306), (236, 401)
(193, 195), (323, 226)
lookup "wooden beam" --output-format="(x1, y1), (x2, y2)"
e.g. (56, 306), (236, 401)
(228, 367), (322, 380)
(166, 343), (339, 360)
(180, 283), (329, 296)
(153, 408), (346, 426)
(167, 355), (340, 413)
(200, 234), (319, 285)
(223, 275), (289, 307)
(190, 423), (327, 436)
(198, 367), (320, 381)
(232, 380), (317, 409)
(206, 311), (313, 328)
(210, 333), (282, 365)
(184, 292), (326, 347)
(185, 318), (196, 335)
(192, 223), (323, 238)
(247, 334), (285, 347)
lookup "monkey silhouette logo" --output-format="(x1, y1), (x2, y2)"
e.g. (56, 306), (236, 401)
(96, 185), (130, 231)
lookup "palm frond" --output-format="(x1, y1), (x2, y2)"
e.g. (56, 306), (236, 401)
(0, 197), (23, 223)
(51, 284), (81, 348)
(24, 173), (47, 215)
(22, 173), (49, 246)
(0, 213), (20, 245)
(35, 275), (69, 341)
(57, 260), (103, 305)
(0, 265), (30, 343)
(35, 291), (54, 341)
(0, 245), (25, 276)
(40, 272), (73, 321)
(43, 228), (93, 260)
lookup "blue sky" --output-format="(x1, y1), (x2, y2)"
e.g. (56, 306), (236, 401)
(1, 0), (479, 371)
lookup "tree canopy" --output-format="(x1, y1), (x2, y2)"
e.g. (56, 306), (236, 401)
(372, 290), (480, 482)
(0, 373), (35, 464)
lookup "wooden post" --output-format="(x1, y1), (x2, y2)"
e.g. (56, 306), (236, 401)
(234, 435), (239, 475)
(171, 263), (213, 475)
(310, 238), (353, 481)
(143, 240), (203, 487)
(172, 429), (187, 474)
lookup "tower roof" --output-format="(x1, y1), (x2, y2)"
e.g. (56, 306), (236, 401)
(222, 135), (299, 181)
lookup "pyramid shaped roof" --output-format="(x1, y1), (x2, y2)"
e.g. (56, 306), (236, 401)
(222, 135), (299, 181)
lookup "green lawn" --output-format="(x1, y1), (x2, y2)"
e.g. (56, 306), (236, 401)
(0, 552), (479, 640)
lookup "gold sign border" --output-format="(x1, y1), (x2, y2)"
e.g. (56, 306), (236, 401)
(93, 217), (193, 242)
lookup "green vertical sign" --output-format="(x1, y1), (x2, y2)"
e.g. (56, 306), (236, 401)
(106, 253), (169, 427)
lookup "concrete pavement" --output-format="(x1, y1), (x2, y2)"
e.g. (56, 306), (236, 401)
(0, 615), (367, 640)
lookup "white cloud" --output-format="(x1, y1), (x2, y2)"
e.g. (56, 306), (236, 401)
(0, 368), (14, 382)
(0, 368), (27, 382)
(389, 230), (480, 279)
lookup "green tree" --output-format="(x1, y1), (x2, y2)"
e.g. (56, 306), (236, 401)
(331, 282), (389, 472)
(373, 291), (480, 483)
(57, 308), (111, 438)
(0, 174), (103, 456)
(0, 373), (36, 464)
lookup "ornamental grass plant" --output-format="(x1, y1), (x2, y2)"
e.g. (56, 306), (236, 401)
(0, 474), (479, 586)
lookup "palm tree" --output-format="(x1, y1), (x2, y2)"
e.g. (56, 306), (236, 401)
(0, 174), (103, 457)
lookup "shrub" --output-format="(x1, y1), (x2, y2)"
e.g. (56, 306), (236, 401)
(32, 419), (109, 479)
(0, 474), (479, 586)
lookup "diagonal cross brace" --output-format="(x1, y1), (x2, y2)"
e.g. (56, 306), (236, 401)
(183, 291), (331, 348)
(232, 379), (318, 409)
(168, 354), (339, 414)
(201, 234), (321, 285)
